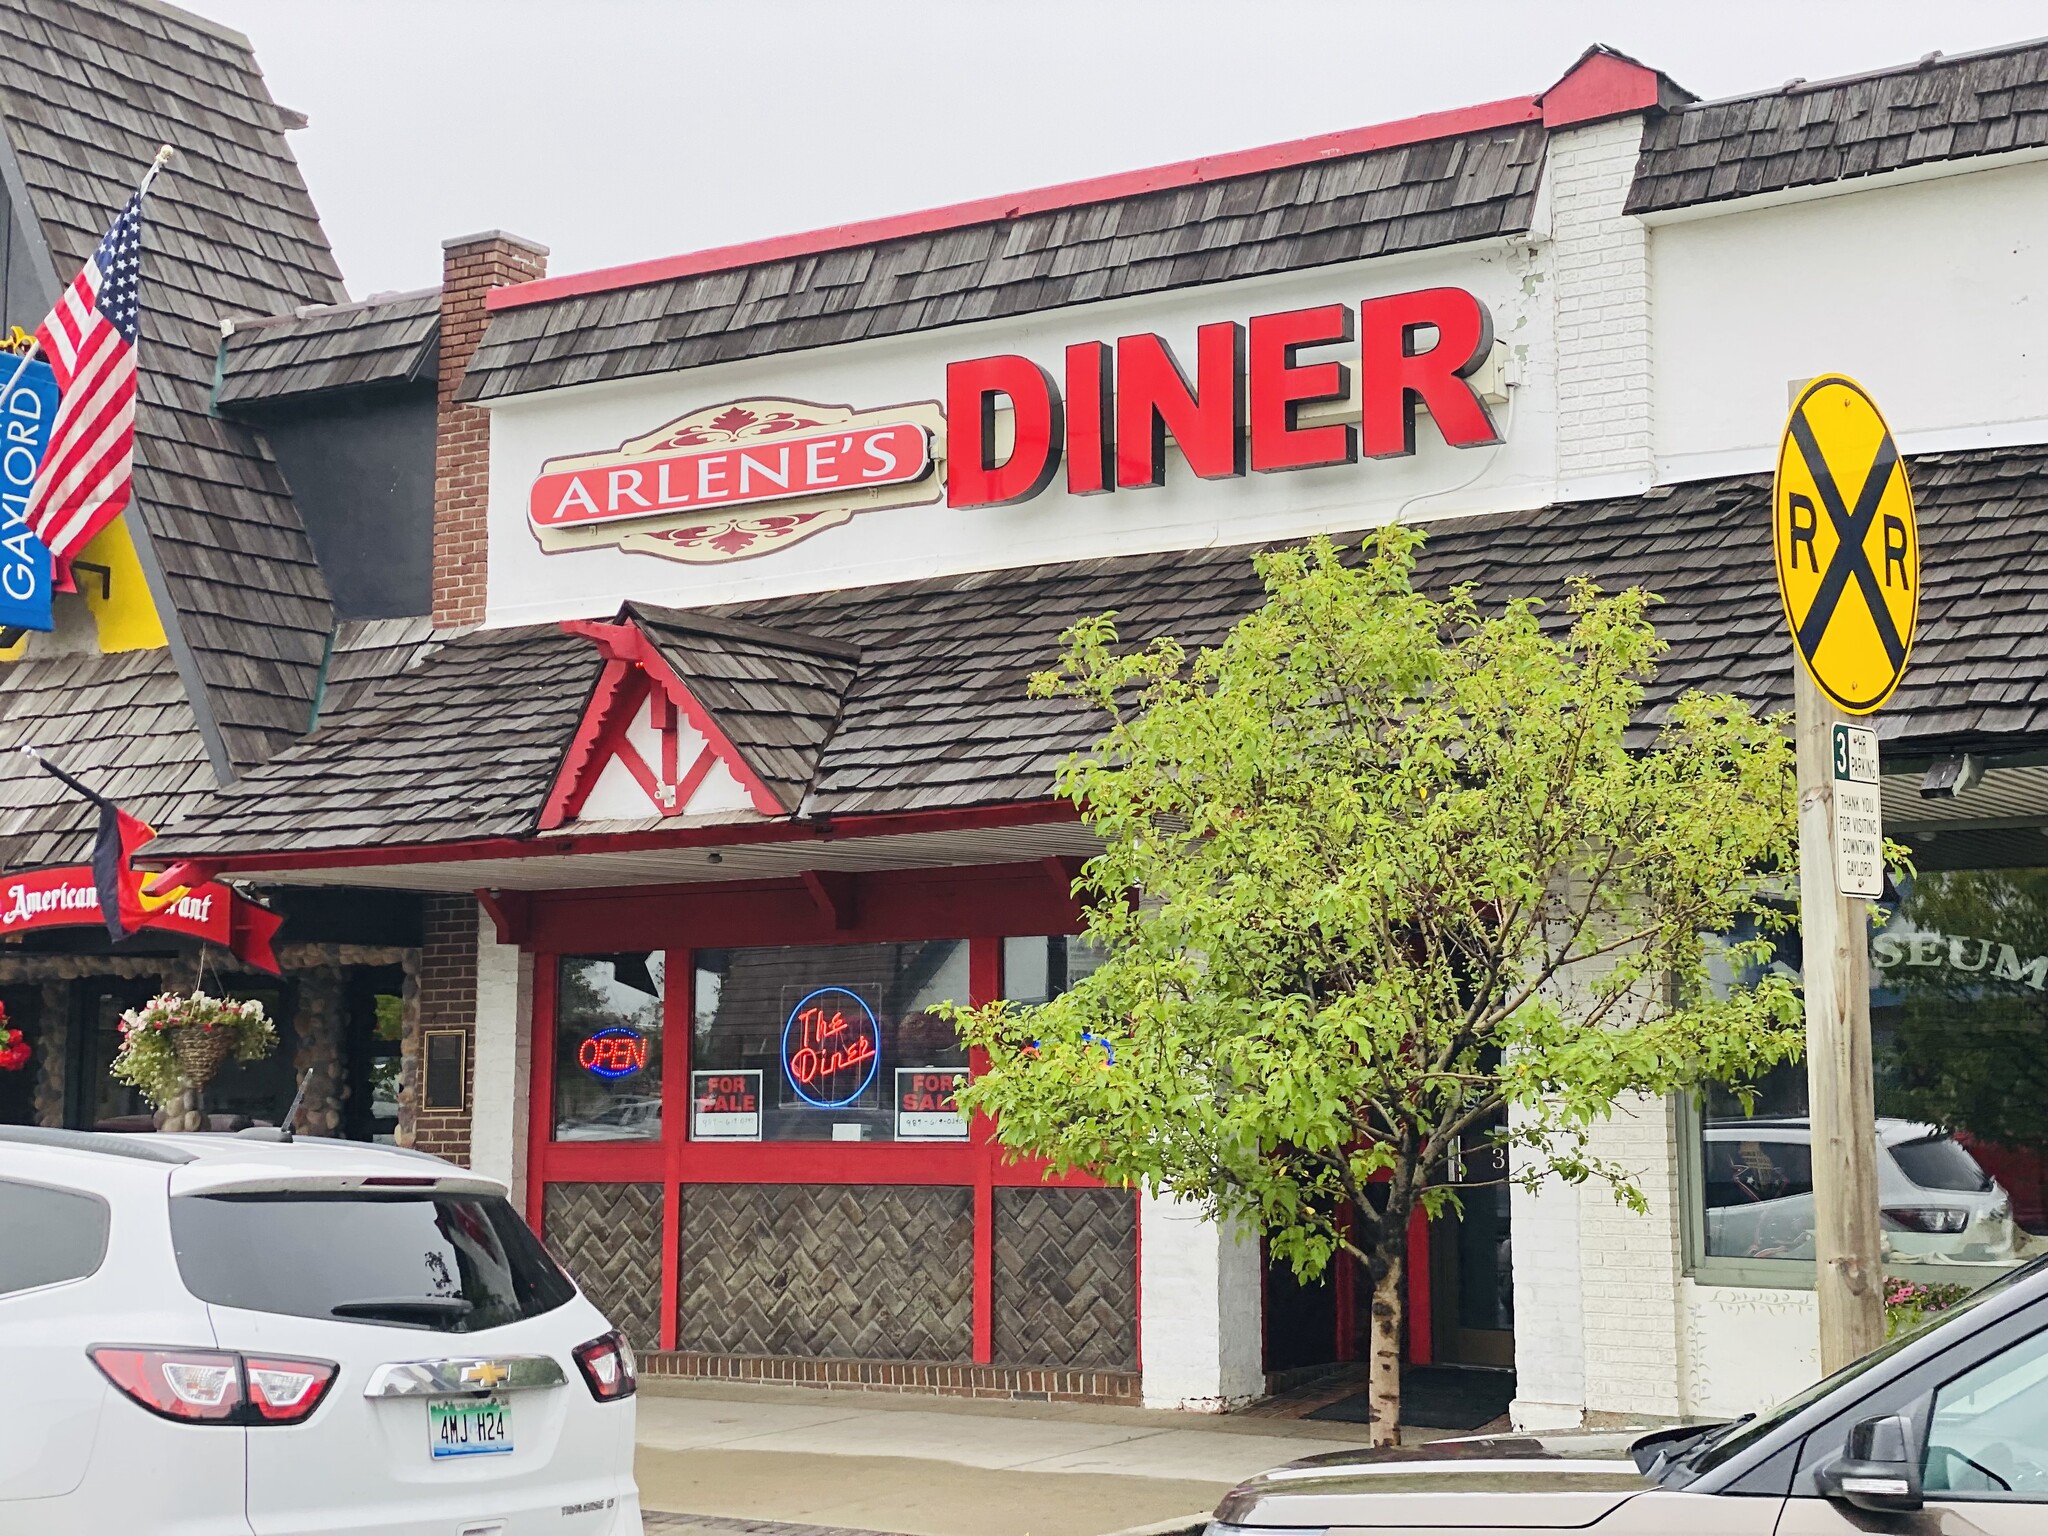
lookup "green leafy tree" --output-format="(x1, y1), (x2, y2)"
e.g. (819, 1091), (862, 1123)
(952, 530), (1803, 1441)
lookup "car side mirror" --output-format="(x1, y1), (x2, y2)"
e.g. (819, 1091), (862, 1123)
(1817, 1414), (1923, 1514)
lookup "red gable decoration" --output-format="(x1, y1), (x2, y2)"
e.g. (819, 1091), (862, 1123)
(541, 618), (783, 830)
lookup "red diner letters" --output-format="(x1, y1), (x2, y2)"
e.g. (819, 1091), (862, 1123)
(945, 355), (1063, 507)
(1247, 303), (1356, 473)
(1063, 341), (1114, 496)
(1115, 322), (1245, 487)
(1358, 286), (1501, 458)
(944, 288), (1499, 509)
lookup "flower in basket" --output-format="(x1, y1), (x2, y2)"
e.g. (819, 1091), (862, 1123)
(110, 989), (279, 1109)
(0, 1005), (27, 1073)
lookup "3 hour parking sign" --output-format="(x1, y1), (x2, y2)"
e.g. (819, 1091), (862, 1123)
(1773, 375), (1919, 714)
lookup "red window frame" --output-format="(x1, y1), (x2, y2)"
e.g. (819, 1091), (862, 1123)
(524, 862), (1119, 1362)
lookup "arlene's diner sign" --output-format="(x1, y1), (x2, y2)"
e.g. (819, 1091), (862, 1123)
(527, 286), (1500, 566)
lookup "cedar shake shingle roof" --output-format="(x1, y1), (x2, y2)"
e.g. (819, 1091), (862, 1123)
(150, 443), (2048, 861)
(0, 0), (345, 776)
(156, 622), (600, 856)
(0, 648), (215, 869)
(1627, 37), (2048, 215)
(216, 288), (439, 408)
(456, 123), (1547, 404)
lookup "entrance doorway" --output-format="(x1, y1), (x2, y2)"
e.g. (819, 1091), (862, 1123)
(65, 975), (158, 1130)
(1429, 1138), (1515, 1368)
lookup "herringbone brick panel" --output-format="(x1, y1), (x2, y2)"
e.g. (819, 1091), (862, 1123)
(543, 1182), (664, 1352)
(678, 1184), (972, 1360)
(992, 1188), (1138, 1369)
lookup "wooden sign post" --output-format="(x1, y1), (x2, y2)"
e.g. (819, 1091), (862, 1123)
(1772, 376), (1919, 1372)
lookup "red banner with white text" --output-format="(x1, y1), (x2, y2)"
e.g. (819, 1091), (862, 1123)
(0, 865), (282, 972)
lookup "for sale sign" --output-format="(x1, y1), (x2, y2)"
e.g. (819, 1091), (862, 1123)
(895, 1067), (968, 1141)
(691, 1070), (761, 1141)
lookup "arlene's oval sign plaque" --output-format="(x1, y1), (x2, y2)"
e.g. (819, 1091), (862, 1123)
(1772, 375), (1919, 714)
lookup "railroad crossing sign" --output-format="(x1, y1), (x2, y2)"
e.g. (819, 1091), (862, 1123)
(1773, 376), (1919, 713)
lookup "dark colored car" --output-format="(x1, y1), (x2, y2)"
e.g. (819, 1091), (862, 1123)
(1210, 1257), (2048, 1533)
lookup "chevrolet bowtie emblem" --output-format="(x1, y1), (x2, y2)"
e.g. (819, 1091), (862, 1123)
(461, 1360), (509, 1389)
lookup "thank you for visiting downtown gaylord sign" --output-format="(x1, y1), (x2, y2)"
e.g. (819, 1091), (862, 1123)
(0, 355), (58, 632)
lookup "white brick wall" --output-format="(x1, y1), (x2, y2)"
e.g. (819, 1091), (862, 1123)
(1547, 117), (1654, 497)
(467, 906), (534, 1207)
(1577, 1090), (1687, 1417)
(1139, 1191), (1265, 1411)
(1511, 905), (1687, 1424)
(1508, 1095), (1586, 1430)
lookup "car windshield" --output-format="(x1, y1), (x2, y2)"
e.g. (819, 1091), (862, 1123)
(170, 1191), (576, 1332)
(1669, 1262), (2030, 1483)
(1891, 1134), (1993, 1193)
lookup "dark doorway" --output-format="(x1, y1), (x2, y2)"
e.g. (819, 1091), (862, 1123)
(66, 975), (158, 1129)
(1263, 1243), (1342, 1374)
(1429, 1130), (1515, 1368)
(344, 966), (405, 1142)
(0, 984), (43, 1125)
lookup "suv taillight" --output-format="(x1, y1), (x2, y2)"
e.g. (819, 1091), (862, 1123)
(572, 1329), (636, 1402)
(91, 1347), (337, 1425)
(244, 1355), (339, 1422)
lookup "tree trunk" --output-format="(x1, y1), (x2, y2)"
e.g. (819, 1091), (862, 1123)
(1366, 1249), (1404, 1448)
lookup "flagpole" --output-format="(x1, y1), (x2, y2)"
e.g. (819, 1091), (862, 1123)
(137, 143), (173, 200)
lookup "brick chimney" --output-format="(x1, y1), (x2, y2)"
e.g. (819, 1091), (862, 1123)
(434, 231), (548, 629)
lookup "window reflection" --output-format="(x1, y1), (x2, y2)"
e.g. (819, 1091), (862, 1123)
(691, 942), (967, 1142)
(552, 953), (664, 1141)
(1699, 862), (2048, 1274)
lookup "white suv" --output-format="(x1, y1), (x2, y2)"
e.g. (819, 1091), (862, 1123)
(0, 1126), (640, 1535)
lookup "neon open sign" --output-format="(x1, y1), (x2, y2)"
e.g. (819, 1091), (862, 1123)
(579, 1026), (650, 1079)
(782, 987), (880, 1108)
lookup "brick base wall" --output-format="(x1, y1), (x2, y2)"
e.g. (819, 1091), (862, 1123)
(640, 1351), (1141, 1405)
(411, 892), (480, 1163)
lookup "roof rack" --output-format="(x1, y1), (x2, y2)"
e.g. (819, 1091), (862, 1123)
(0, 1125), (197, 1164)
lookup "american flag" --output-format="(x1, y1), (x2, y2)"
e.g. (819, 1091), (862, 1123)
(26, 189), (145, 592)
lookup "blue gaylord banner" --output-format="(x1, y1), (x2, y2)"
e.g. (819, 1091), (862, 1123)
(0, 355), (58, 632)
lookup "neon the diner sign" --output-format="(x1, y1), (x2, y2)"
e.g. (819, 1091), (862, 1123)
(782, 986), (881, 1108)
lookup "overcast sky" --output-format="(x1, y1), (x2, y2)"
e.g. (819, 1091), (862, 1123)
(193, 0), (2048, 300)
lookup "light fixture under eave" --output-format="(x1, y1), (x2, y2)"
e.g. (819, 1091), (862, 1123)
(1920, 754), (1986, 800)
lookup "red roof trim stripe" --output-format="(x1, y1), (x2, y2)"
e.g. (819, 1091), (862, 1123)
(486, 94), (1546, 314)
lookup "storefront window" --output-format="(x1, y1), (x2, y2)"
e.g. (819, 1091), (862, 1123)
(1696, 859), (2048, 1279)
(553, 953), (664, 1141)
(1002, 934), (1106, 1004)
(691, 941), (967, 1142)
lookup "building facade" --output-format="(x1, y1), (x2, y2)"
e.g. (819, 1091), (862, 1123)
(0, 0), (457, 1147)
(152, 37), (2048, 1419)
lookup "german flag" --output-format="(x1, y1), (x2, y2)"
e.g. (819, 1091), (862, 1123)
(31, 752), (163, 941)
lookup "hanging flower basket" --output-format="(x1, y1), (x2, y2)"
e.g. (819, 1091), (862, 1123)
(111, 990), (277, 1108)
(0, 1002), (28, 1072)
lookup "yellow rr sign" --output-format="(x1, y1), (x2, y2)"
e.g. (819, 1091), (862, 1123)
(1773, 376), (1919, 714)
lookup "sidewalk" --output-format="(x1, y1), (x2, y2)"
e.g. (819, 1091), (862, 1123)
(633, 1379), (1380, 1536)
